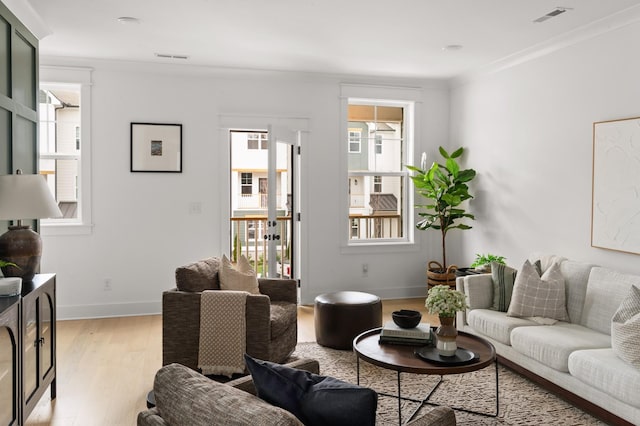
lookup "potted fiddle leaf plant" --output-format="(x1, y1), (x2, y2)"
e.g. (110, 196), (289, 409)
(407, 146), (476, 288)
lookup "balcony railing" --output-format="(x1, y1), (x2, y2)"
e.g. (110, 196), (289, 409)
(349, 214), (402, 240)
(230, 215), (291, 277)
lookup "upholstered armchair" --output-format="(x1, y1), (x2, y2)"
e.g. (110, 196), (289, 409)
(162, 257), (298, 372)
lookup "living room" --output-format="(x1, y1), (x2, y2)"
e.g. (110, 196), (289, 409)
(2, 0), (640, 425)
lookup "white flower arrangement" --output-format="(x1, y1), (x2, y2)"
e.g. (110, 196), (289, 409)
(425, 285), (469, 318)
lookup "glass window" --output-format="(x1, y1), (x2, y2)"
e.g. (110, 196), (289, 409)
(348, 130), (361, 153)
(241, 172), (253, 195)
(347, 100), (412, 243)
(247, 132), (268, 150)
(39, 66), (93, 234)
(39, 86), (81, 220)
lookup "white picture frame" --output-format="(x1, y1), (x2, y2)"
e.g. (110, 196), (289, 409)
(592, 117), (640, 255)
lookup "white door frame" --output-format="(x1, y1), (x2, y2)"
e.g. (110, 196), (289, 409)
(219, 114), (308, 285)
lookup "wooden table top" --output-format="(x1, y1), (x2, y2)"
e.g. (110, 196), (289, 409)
(353, 328), (496, 375)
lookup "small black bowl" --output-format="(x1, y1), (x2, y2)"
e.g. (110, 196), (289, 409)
(392, 309), (422, 329)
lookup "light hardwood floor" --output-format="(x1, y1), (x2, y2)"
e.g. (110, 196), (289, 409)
(25, 298), (435, 426)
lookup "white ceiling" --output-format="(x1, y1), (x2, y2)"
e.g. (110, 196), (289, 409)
(16, 0), (640, 79)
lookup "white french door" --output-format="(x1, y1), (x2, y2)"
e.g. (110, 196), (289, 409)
(228, 126), (301, 279)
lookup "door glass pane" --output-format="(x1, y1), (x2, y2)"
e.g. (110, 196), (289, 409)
(41, 295), (53, 376)
(24, 300), (37, 400)
(229, 131), (293, 278)
(0, 326), (16, 425)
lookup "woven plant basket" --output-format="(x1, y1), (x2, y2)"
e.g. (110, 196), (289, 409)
(427, 261), (458, 290)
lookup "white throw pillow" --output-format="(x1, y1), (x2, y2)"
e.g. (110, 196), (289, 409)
(219, 255), (260, 294)
(507, 260), (569, 322)
(611, 285), (640, 368)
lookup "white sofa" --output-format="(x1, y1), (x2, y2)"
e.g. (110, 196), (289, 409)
(456, 255), (640, 425)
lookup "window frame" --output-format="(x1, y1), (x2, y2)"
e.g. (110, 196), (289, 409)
(340, 84), (420, 252)
(348, 130), (362, 153)
(39, 66), (93, 236)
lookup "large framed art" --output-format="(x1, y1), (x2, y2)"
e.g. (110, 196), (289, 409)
(592, 116), (640, 255)
(130, 122), (182, 172)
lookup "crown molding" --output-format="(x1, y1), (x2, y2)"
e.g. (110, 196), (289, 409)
(451, 4), (640, 88)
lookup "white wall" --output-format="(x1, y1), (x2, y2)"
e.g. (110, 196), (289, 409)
(450, 21), (640, 276)
(39, 58), (451, 319)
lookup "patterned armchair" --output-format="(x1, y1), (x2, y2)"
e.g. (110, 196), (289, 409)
(162, 257), (298, 372)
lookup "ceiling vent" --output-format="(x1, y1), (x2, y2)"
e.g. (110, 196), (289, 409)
(533, 7), (570, 23)
(155, 53), (189, 60)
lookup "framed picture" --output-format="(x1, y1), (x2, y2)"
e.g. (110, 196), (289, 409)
(592, 116), (640, 255)
(130, 122), (182, 172)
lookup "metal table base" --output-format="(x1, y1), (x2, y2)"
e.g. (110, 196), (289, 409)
(357, 357), (499, 425)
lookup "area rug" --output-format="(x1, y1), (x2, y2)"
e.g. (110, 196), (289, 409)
(292, 342), (605, 425)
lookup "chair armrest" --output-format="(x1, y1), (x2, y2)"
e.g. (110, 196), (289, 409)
(258, 278), (297, 304)
(226, 358), (320, 395)
(406, 406), (456, 426)
(456, 274), (493, 329)
(137, 408), (168, 426)
(163, 289), (273, 369)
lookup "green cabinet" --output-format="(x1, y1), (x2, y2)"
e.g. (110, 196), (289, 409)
(21, 274), (56, 424)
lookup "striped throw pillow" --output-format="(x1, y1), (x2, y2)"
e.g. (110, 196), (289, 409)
(491, 262), (517, 312)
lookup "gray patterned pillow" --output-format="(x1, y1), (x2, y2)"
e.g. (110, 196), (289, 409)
(507, 260), (569, 321)
(611, 285), (640, 368)
(491, 262), (517, 312)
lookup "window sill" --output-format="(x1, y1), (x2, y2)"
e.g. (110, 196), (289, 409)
(40, 223), (94, 236)
(340, 240), (420, 255)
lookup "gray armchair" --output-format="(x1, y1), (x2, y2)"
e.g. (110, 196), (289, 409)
(162, 257), (298, 372)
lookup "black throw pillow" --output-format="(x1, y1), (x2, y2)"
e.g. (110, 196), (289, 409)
(244, 354), (377, 426)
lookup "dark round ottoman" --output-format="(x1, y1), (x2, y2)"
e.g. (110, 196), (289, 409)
(314, 291), (382, 350)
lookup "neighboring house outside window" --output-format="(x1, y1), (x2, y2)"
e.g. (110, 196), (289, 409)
(39, 66), (93, 235)
(247, 132), (268, 150)
(345, 95), (414, 244)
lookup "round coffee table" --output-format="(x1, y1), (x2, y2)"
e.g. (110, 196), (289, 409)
(353, 328), (498, 424)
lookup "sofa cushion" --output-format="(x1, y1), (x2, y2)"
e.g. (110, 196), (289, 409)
(568, 348), (640, 408)
(467, 309), (538, 346)
(580, 267), (640, 334)
(611, 285), (640, 368)
(175, 257), (220, 292)
(560, 260), (595, 324)
(507, 261), (569, 322)
(244, 355), (377, 426)
(270, 301), (298, 338)
(510, 323), (611, 372)
(220, 255), (260, 294)
(491, 262), (517, 312)
(153, 363), (302, 426)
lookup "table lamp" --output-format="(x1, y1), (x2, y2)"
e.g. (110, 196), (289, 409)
(0, 170), (62, 282)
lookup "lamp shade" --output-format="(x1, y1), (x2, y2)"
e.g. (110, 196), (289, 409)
(0, 173), (62, 220)
(0, 173), (62, 282)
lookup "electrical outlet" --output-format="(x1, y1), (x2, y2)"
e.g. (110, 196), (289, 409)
(103, 278), (112, 291)
(188, 202), (202, 214)
(362, 263), (369, 277)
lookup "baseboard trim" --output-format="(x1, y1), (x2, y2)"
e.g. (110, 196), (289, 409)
(57, 301), (161, 320)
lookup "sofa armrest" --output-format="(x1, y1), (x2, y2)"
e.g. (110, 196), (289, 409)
(226, 358), (320, 395)
(258, 278), (297, 304)
(407, 406), (456, 426)
(456, 274), (493, 329)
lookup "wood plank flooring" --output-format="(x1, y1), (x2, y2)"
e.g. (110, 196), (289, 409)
(25, 298), (433, 426)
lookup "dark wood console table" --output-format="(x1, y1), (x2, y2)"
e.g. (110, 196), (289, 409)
(0, 273), (56, 425)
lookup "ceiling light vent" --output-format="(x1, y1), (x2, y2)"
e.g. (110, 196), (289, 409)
(533, 7), (570, 23)
(155, 53), (189, 60)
